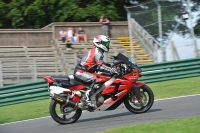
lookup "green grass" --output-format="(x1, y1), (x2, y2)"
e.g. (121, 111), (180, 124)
(102, 117), (200, 133)
(0, 76), (200, 124)
(0, 99), (51, 124)
(149, 76), (200, 99)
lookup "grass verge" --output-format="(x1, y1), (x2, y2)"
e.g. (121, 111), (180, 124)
(0, 76), (200, 124)
(102, 117), (200, 133)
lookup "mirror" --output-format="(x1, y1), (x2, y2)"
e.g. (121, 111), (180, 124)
(110, 56), (117, 60)
(113, 60), (123, 65)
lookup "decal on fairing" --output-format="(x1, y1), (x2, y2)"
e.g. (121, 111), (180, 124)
(94, 90), (127, 111)
(49, 86), (71, 95)
(90, 76), (116, 108)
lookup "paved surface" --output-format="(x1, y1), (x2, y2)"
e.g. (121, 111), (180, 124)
(1, 95), (200, 133)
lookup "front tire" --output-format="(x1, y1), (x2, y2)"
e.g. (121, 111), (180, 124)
(49, 99), (82, 124)
(124, 85), (154, 114)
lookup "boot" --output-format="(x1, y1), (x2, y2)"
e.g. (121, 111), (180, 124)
(78, 89), (95, 108)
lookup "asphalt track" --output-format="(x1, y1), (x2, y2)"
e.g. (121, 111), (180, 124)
(1, 95), (200, 133)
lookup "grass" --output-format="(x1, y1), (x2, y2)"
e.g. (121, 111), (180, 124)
(148, 76), (200, 99)
(0, 99), (51, 124)
(0, 76), (200, 124)
(102, 117), (200, 133)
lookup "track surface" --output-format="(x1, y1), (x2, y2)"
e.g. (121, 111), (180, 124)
(1, 95), (200, 133)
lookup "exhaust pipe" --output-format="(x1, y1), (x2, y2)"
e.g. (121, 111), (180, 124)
(52, 94), (80, 109)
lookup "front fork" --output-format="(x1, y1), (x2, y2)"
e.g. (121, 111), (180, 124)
(131, 82), (145, 103)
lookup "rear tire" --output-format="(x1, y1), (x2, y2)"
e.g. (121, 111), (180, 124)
(124, 85), (154, 114)
(49, 99), (82, 124)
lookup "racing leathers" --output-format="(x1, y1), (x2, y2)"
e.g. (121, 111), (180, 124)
(74, 47), (116, 107)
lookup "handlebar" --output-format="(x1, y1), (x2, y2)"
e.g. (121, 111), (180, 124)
(114, 72), (122, 78)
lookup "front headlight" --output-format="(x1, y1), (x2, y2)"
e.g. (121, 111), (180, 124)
(133, 72), (138, 76)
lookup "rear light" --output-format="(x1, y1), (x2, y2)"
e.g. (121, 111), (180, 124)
(44, 76), (54, 83)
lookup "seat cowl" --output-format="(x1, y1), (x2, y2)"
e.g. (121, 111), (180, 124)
(51, 76), (70, 81)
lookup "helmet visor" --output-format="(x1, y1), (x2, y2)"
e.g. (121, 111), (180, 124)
(102, 41), (110, 48)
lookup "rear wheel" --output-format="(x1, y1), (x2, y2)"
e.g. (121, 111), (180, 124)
(124, 85), (154, 114)
(49, 99), (82, 124)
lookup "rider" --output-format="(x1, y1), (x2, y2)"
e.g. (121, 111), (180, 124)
(73, 35), (117, 107)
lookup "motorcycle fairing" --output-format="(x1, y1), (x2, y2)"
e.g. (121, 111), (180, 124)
(90, 76), (116, 108)
(94, 89), (128, 111)
(49, 86), (71, 95)
(101, 78), (133, 94)
(105, 97), (125, 111)
(92, 73), (111, 82)
(68, 85), (86, 91)
(123, 70), (141, 82)
(134, 81), (145, 87)
(44, 76), (54, 84)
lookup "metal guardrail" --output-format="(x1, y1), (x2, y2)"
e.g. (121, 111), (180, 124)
(139, 57), (200, 83)
(0, 80), (48, 107)
(0, 57), (200, 107)
(0, 61), (3, 87)
(131, 18), (159, 62)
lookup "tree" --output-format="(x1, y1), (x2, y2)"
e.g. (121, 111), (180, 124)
(0, 0), (199, 38)
(0, 0), (127, 28)
(0, 0), (11, 28)
(192, 0), (200, 37)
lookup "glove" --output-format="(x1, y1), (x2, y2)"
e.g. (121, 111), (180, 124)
(110, 67), (118, 75)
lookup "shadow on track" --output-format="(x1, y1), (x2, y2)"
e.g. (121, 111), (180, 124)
(76, 108), (162, 123)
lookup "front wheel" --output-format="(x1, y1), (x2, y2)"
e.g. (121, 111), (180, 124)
(124, 85), (154, 114)
(49, 99), (82, 124)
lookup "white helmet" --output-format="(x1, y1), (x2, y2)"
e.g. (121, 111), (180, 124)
(93, 35), (110, 52)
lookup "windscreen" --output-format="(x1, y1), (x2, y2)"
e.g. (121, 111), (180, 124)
(116, 53), (142, 72)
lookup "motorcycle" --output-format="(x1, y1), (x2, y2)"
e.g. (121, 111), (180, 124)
(43, 53), (154, 124)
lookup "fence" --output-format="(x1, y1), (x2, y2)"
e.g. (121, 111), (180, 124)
(0, 39), (128, 87)
(0, 60), (39, 86)
(0, 30), (53, 46)
(125, 1), (185, 43)
(0, 56), (200, 107)
(124, 0), (200, 62)
(0, 58), (62, 86)
(131, 18), (159, 62)
(0, 21), (129, 46)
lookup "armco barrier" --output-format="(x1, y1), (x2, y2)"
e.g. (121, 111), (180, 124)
(0, 80), (48, 107)
(0, 57), (200, 107)
(139, 57), (200, 83)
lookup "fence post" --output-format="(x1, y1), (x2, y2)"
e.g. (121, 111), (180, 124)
(26, 32), (29, 46)
(32, 59), (37, 81)
(0, 61), (3, 87)
(171, 41), (180, 60)
(16, 62), (20, 83)
(127, 12), (136, 63)
(186, 0), (198, 57)
(171, 41), (175, 61)
(158, 5), (165, 62)
(55, 52), (58, 75)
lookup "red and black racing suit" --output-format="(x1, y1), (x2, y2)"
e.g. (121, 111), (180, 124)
(74, 47), (112, 84)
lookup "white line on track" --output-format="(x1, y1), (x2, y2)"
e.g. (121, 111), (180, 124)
(1, 94), (200, 126)
(155, 94), (200, 101)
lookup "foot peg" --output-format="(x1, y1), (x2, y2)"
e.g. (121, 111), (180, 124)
(111, 96), (118, 101)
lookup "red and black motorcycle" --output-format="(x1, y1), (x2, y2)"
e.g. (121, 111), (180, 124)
(44, 53), (154, 124)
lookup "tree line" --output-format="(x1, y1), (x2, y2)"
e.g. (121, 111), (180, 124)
(0, 0), (128, 28)
(0, 0), (199, 37)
